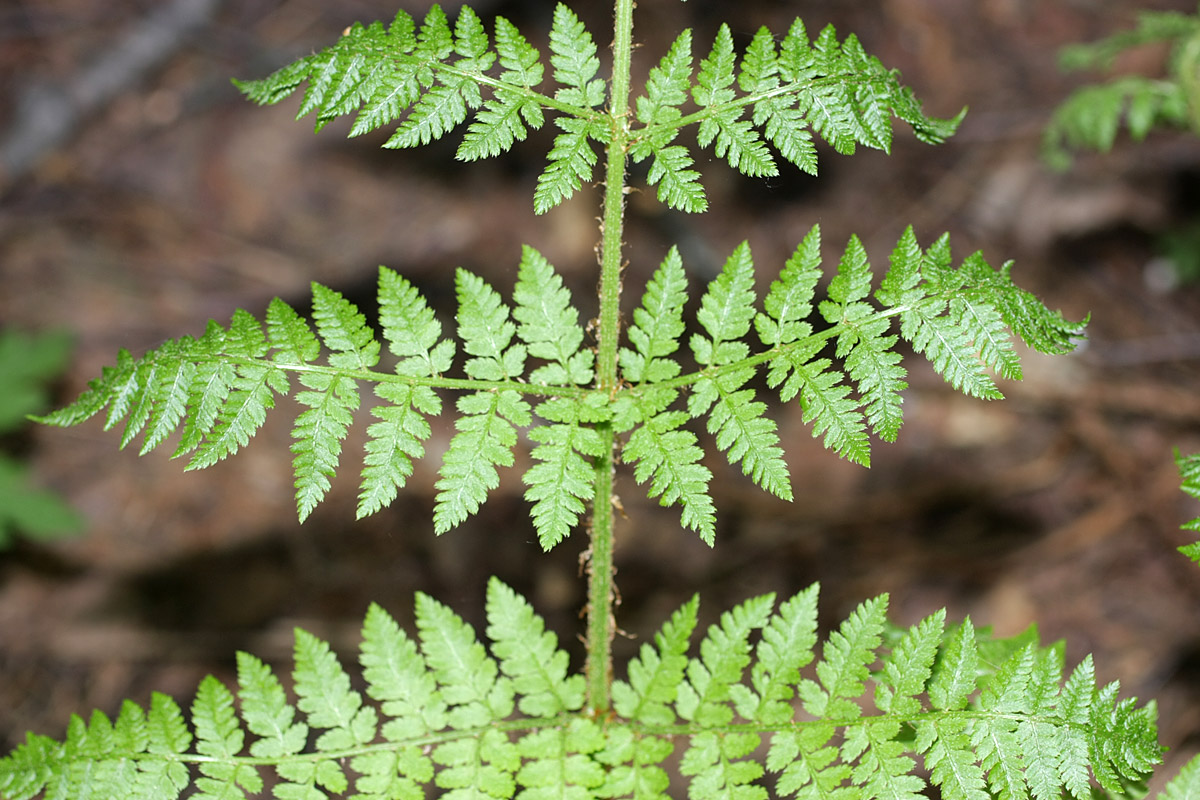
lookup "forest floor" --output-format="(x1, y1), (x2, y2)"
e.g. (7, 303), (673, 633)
(3, 0), (1200, 791)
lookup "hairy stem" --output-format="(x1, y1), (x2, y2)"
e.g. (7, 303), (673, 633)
(585, 0), (634, 714)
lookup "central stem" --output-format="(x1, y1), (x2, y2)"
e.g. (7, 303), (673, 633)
(585, 0), (634, 714)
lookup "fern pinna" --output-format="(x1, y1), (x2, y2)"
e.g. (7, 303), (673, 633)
(0, 579), (1162, 800)
(35, 226), (1080, 548)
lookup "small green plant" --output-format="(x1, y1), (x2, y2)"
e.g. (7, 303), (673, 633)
(2, 3), (1189, 799)
(1043, 5), (1200, 168)
(0, 328), (84, 548)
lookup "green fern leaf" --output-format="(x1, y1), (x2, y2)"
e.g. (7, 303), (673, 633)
(448, 6), (494, 87)
(513, 245), (592, 385)
(1176, 449), (1200, 562)
(689, 367), (791, 501)
(187, 323), (289, 471)
(677, 593), (775, 726)
(358, 382), (440, 520)
(928, 618), (979, 712)
(695, 26), (776, 178)
(623, 405), (716, 544)
(524, 400), (603, 549)
(918, 715), (989, 800)
(841, 719), (925, 800)
(957, 256), (1086, 356)
(612, 594), (698, 725)
(904, 297), (1003, 400)
(533, 116), (603, 214)
(516, 720), (606, 800)
(756, 226), (821, 349)
(293, 627), (376, 752)
(774, 345), (871, 466)
(620, 247), (689, 384)
(691, 241), (757, 367)
(416, 591), (514, 726)
(378, 266), (455, 378)
(193, 675), (263, 798)
(360, 601), (447, 740)
(347, 13), (420, 137)
(292, 372), (358, 522)
(485, 577), (585, 716)
(800, 593), (888, 720)
(549, 5), (605, 109)
(876, 609), (944, 717)
(458, 87), (543, 160)
(494, 16), (543, 87)
(235, 651), (307, 760)
(819, 236), (908, 441)
(1160, 753), (1200, 800)
(136, 343), (196, 455)
(434, 390), (530, 534)
(456, 268), (527, 381)
(635, 29), (693, 130)
(0, 583), (1166, 800)
(681, 730), (765, 800)
(266, 297), (320, 366)
(739, 584), (820, 725)
(647, 144), (708, 213)
(768, 721), (851, 800)
(384, 83), (470, 149)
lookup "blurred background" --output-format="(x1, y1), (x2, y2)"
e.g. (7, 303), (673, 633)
(2, 0), (1200, 790)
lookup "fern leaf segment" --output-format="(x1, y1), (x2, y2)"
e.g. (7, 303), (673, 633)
(1, 582), (1161, 800)
(39, 228), (1082, 539)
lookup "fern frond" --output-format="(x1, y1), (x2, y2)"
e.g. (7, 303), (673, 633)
(378, 266), (455, 378)
(1175, 449), (1200, 563)
(524, 399), (603, 550)
(627, 17), (962, 208)
(1044, 10), (1200, 167)
(1159, 753), (1200, 800)
(689, 367), (792, 501)
(548, 5), (605, 110)
(611, 594), (699, 725)
(234, 5), (580, 179)
(512, 245), (593, 386)
(456, 267), (526, 381)
(0, 582), (1162, 800)
(485, 576), (585, 716)
(756, 226), (822, 349)
(646, 144), (708, 213)
(622, 402), (716, 544)
(534, 116), (605, 214)
(800, 593), (889, 720)
(775, 345), (872, 466)
(738, 584), (820, 725)
(694, 25), (777, 179)
(677, 593), (775, 726)
(620, 247), (689, 385)
(434, 389), (531, 534)
(358, 382), (439, 520)
(683, 242), (790, 498)
(634, 29), (693, 132)
(186, 314), (290, 471)
(292, 372), (359, 522)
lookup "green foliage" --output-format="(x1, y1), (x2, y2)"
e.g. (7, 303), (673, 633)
(1176, 449), (1200, 564)
(0, 581), (1163, 800)
(0, 329), (84, 547)
(14, 3), (1186, 799)
(35, 230), (1081, 548)
(233, 3), (960, 215)
(1044, 8), (1200, 167)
